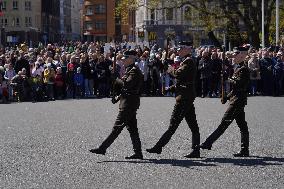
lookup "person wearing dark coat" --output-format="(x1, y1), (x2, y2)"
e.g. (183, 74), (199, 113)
(259, 50), (274, 96)
(198, 51), (212, 97)
(146, 41), (200, 158)
(14, 51), (30, 77)
(210, 52), (222, 97)
(273, 52), (284, 96)
(90, 50), (144, 159)
(200, 47), (251, 157)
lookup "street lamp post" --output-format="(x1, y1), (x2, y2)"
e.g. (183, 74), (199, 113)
(262, 0), (265, 48)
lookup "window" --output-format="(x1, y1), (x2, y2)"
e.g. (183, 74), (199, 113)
(165, 8), (173, 20)
(2, 1), (7, 11)
(13, 1), (18, 10)
(86, 6), (94, 15)
(4, 18), (7, 26)
(184, 6), (192, 21)
(25, 17), (32, 27)
(150, 9), (155, 20)
(85, 21), (93, 30)
(16, 18), (20, 26)
(95, 21), (106, 30)
(25, 1), (32, 11)
(95, 4), (106, 14)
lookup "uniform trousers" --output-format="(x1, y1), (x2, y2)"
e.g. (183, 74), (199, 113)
(153, 100), (200, 150)
(203, 103), (249, 150)
(99, 108), (142, 154)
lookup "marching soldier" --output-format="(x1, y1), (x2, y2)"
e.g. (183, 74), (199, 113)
(146, 41), (201, 158)
(89, 50), (144, 159)
(200, 47), (250, 157)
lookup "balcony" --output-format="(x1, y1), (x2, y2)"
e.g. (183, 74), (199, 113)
(144, 20), (158, 26)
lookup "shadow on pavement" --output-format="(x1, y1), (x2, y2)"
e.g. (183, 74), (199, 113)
(202, 156), (284, 167)
(97, 156), (283, 168)
(98, 158), (216, 168)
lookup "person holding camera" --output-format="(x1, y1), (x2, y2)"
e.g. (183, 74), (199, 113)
(146, 41), (201, 158)
(89, 50), (144, 160)
(200, 47), (250, 157)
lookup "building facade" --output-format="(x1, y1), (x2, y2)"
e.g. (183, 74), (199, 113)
(0, 0), (42, 46)
(60, 0), (72, 41)
(42, 0), (61, 43)
(82, 0), (115, 42)
(82, 0), (135, 42)
(71, 0), (82, 40)
(136, 0), (207, 47)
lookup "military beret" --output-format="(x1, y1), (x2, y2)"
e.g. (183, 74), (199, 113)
(178, 41), (193, 47)
(122, 50), (137, 59)
(233, 46), (249, 53)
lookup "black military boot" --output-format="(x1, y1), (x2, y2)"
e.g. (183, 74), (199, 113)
(146, 147), (162, 154)
(233, 149), (249, 157)
(125, 153), (143, 160)
(89, 148), (106, 155)
(184, 148), (200, 158)
(199, 143), (212, 150)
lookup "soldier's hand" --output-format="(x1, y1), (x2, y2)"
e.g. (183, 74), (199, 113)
(111, 96), (120, 104)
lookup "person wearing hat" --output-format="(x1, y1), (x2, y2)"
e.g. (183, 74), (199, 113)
(200, 46), (251, 157)
(146, 41), (201, 158)
(90, 50), (144, 159)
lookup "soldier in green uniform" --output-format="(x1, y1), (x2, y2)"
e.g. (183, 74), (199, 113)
(200, 47), (250, 157)
(146, 41), (201, 158)
(89, 50), (144, 159)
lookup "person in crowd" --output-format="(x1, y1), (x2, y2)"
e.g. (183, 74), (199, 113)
(4, 63), (16, 101)
(96, 55), (109, 97)
(273, 52), (284, 96)
(210, 51), (222, 97)
(43, 63), (55, 101)
(80, 53), (93, 97)
(55, 67), (65, 99)
(0, 74), (8, 103)
(74, 67), (84, 99)
(198, 51), (212, 98)
(247, 53), (261, 96)
(14, 50), (31, 77)
(259, 49), (274, 96)
(11, 71), (25, 102)
(66, 57), (76, 98)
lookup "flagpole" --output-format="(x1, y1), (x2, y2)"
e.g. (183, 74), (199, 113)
(276, 0), (279, 45)
(262, 0), (265, 48)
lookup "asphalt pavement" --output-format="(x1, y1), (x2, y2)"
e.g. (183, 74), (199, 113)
(0, 97), (283, 188)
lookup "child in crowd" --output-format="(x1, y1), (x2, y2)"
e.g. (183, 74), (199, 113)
(4, 63), (16, 101)
(55, 67), (65, 99)
(43, 63), (55, 101)
(74, 67), (84, 99)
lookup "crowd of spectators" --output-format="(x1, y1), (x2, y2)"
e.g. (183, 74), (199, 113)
(0, 41), (283, 104)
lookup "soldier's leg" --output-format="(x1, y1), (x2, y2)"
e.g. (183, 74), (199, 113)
(201, 104), (237, 148)
(184, 103), (201, 158)
(151, 102), (185, 150)
(184, 104), (200, 149)
(125, 110), (142, 155)
(235, 107), (249, 153)
(99, 109), (126, 150)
